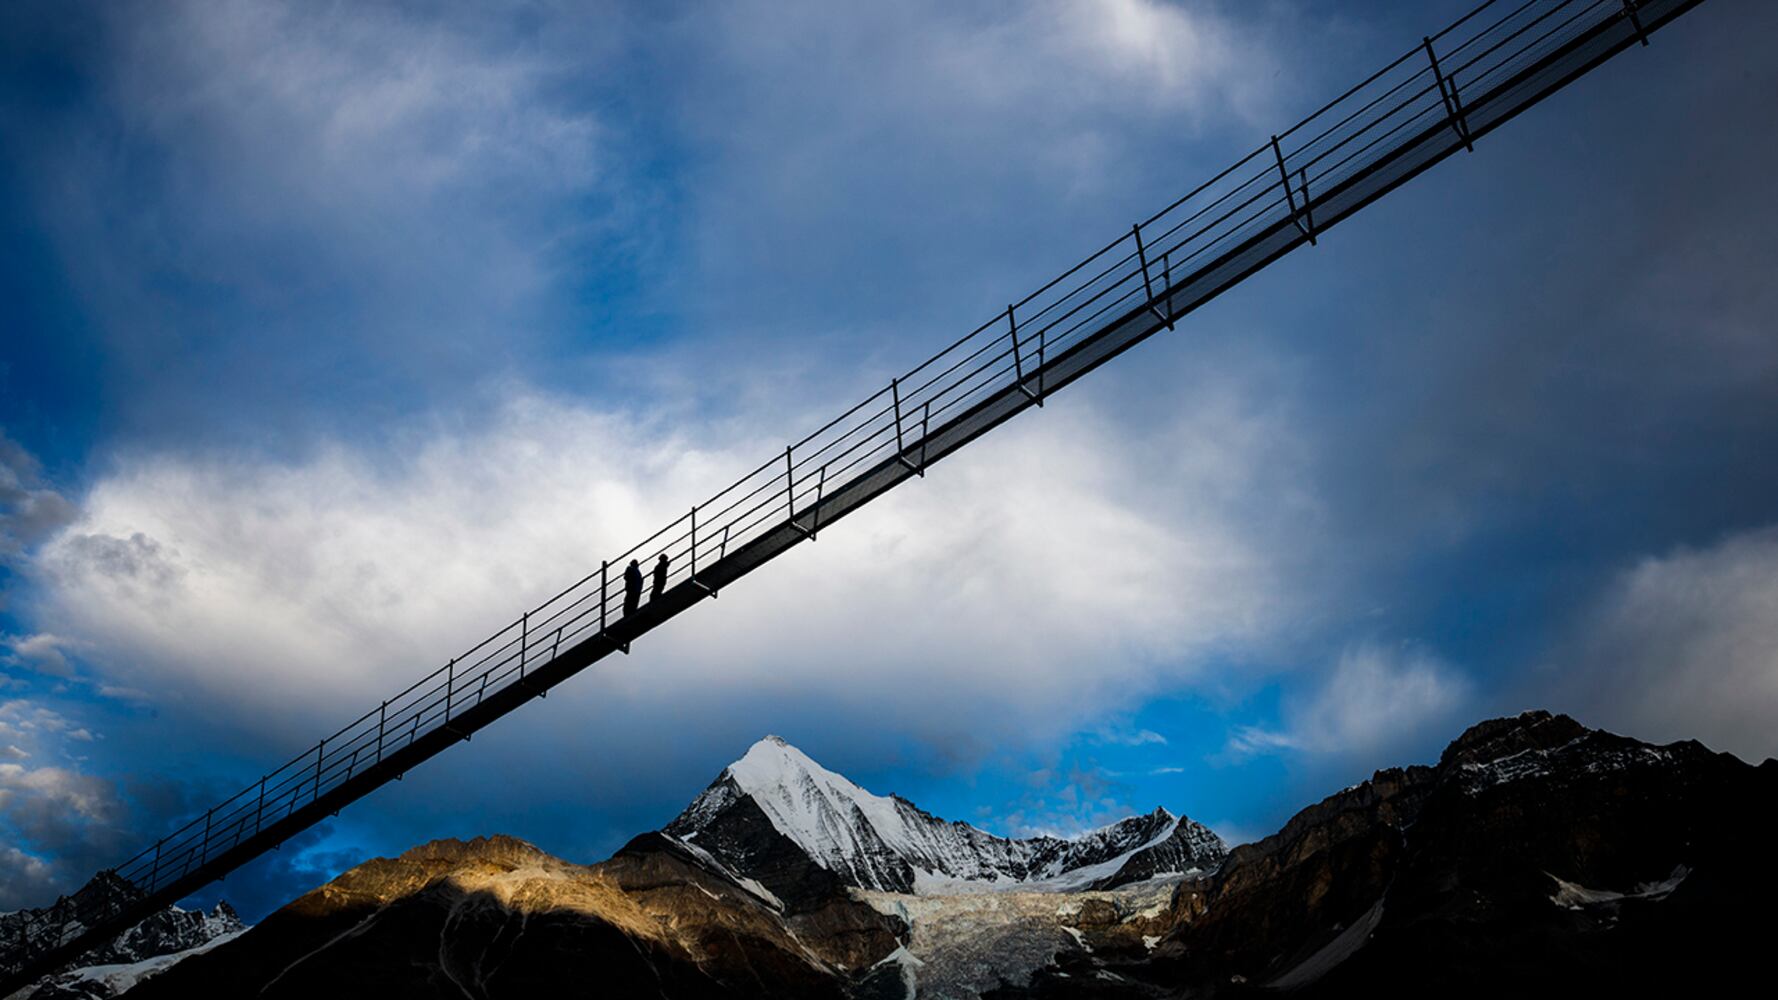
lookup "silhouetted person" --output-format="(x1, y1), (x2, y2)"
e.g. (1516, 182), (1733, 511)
(651, 553), (670, 602)
(623, 559), (643, 616)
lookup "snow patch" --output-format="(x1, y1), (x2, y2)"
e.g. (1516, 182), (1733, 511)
(1549, 866), (1690, 909)
(68, 928), (248, 994)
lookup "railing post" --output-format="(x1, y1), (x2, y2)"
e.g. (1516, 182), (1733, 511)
(690, 505), (715, 594)
(1008, 304), (1023, 384)
(1423, 36), (1475, 152)
(314, 739), (325, 799)
(893, 378), (918, 475)
(786, 445), (813, 539)
(202, 807), (213, 860)
(1271, 135), (1317, 246)
(150, 839), (162, 890)
(810, 466), (828, 539)
(520, 611), (528, 681)
(1131, 222), (1175, 330)
(1623, 0), (1648, 46)
(1009, 303), (1042, 406)
(256, 776), (266, 833)
(377, 703), (386, 764)
(919, 401), (931, 473)
(600, 560), (608, 635)
(445, 658), (455, 724)
(784, 445), (796, 519)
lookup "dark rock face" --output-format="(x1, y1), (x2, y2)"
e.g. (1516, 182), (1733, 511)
(122, 834), (904, 1000)
(1, 873), (144, 984)
(665, 786), (876, 910)
(1091, 813), (1227, 890)
(993, 711), (1778, 998)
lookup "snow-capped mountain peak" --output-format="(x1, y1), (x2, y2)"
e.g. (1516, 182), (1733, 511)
(665, 736), (1226, 898)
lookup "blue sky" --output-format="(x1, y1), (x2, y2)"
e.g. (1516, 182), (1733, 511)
(3, 0), (1776, 920)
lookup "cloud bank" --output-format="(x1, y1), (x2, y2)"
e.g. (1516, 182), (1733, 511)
(30, 368), (1315, 758)
(1552, 525), (1778, 764)
(1227, 642), (1473, 761)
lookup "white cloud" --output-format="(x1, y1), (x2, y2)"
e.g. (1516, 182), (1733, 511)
(1, 633), (80, 678)
(1227, 642), (1472, 760)
(1549, 525), (1778, 764)
(0, 763), (118, 823)
(29, 373), (1314, 757)
(0, 700), (98, 743)
(1096, 727), (1169, 746)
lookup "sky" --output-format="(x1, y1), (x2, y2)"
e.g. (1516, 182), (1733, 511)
(2, 0), (1775, 920)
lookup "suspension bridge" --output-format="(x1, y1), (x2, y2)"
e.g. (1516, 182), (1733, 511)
(0, 0), (1707, 990)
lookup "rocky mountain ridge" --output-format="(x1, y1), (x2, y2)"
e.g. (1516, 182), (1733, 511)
(665, 735), (1227, 902)
(68, 711), (1778, 998)
(3, 896), (244, 1000)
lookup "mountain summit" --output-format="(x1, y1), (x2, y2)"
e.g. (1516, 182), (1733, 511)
(664, 735), (1225, 903)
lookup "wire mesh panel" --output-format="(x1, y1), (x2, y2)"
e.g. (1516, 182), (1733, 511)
(0, 0), (1703, 990)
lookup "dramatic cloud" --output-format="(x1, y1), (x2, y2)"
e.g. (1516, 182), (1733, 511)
(1227, 642), (1472, 760)
(28, 360), (1316, 756)
(1549, 526), (1778, 764)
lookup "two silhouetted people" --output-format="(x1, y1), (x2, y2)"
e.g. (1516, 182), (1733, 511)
(620, 553), (672, 619)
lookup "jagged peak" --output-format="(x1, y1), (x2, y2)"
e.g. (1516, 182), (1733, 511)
(673, 735), (1223, 895)
(1440, 710), (1590, 769)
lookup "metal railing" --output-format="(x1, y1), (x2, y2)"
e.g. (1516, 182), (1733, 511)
(1, 0), (1701, 989)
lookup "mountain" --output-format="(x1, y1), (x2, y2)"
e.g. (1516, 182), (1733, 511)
(2, 895), (244, 1000)
(998, 710), (1778, 998)
(664, 735), (1226, 903)
(98, 713), (1778, 998)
